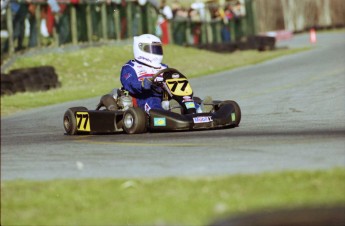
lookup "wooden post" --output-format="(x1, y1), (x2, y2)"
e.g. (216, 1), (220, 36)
(229, 19), (235, 43)
(239, 17), (245, 39)
(35, 4), (41, 47)
(185, 20), (191, 45)
(206, 21), (212, 44)
(126, 1), (133, 38)
(70, 4), (78, 45)
(86, 4), (93, 42)
(6, 5), (14, 55)
(101, 2), (107, 40)
(215, 20), (221, 43)
(201, 21), (207, 44)
(114, 7), (121, 41)
(136, 4), (142, 35)
(245, 0), (256, 35)
(53, 14), (60, 46)
(145, 4), (151, 34)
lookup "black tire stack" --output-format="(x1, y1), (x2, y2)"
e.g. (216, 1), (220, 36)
(1, 66), (61, 96)
(197, 35), (276, 53)
(247, 35), (276, 51)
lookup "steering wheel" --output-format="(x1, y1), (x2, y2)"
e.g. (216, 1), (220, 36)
(150, 68), (180, 83)
(148, 68), (179, 95)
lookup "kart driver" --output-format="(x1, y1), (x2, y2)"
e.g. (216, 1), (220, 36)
(120, 34), (168, 114)
(99, 34), (210, 113)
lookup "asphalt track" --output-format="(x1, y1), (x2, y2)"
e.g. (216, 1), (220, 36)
(1, 32), (344, 181)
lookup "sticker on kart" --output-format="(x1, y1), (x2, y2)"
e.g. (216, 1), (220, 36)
(76, 112), (91, 131)
(166, 78), (193, 96)
(153, 117), (167, 126)
(193, 116), (213, 123)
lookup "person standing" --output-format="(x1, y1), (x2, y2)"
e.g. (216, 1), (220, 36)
(157, 0), (173, 44)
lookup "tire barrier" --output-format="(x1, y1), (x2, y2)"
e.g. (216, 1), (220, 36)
(197, 35), (276, 53)
(247, 35), (276, 51)
(1, 66), (61, 96)
(209, 205), (345, 226)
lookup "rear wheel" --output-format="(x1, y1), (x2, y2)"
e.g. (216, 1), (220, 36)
(221, 100), (241, 127)
(63, 107), (88, 135)
(123, 107), (147, 134)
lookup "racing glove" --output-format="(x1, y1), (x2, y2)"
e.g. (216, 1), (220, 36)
(142, 78), (152, 90)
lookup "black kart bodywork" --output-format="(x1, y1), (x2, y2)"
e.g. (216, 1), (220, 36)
(148, 101), (240, 131)
(63, 68), (241, 135)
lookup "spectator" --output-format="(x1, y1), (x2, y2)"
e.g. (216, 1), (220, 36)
(171, 0), (188, 45)
(44, 0), (74, 45)
(219, 2), (232, 43)
(75, 0), (87, 42)
(45, 0), (60, 37)
(157, 0), (173, 44)
(224, 1), (234, 21)
(191, 0), (205, 21)
(190, 1), (204, 45)
(232, 0), (244, 41)
(53, 0), (72, 45)
(0, 0), (9, 39)
(27, 2), (38, 47)
(1, 0), (10, 14)
(208, 0), (222, 44)
(1, 0), (30, 53)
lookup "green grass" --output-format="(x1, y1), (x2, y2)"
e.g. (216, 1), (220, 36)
(1, 45), (308, 116)
(1, 168), (344, 225)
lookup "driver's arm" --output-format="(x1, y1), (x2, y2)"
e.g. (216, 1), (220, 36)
(120, 65), (145, 94)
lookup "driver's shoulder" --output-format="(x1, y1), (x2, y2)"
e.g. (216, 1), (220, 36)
(123, 59), (135, 67)
(121, 60), (138, 73)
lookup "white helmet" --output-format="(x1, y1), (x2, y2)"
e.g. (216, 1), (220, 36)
(133, 34), (163, 68)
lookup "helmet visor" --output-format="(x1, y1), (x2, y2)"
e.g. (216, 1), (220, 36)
(139, 43), (163, 55)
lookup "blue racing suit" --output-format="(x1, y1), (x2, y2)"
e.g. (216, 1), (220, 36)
(120, 60), (168, 114)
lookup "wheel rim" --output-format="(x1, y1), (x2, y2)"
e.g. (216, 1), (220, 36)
(124, 114), (134, 129)
(64, 116), (71, 132)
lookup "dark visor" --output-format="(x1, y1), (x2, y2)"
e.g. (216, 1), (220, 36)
(139, 43), (163, 55)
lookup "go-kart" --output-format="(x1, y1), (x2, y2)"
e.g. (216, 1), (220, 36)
(63, 68), (241, 135)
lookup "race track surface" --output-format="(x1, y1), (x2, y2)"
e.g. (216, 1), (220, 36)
(1, 32), (345, 180)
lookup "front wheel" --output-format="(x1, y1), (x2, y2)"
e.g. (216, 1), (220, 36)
(63, 107), (88, 135)
(123, 107), (147, 134)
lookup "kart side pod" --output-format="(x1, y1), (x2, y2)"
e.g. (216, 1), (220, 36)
(148, 102), (239, 131)
(63, 107), (125, 135)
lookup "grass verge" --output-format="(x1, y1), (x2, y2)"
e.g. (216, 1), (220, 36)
(1, 168), (344, 225)
(1, 45), (308, 116)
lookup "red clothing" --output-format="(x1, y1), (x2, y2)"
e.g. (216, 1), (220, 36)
(160, 20), (169, 45)
(45, 2), (70, 35)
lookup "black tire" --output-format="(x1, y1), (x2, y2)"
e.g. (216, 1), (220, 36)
(122, 107), (147, 134)
(221, 100), (241, 127)
(63, 107), (88, 135)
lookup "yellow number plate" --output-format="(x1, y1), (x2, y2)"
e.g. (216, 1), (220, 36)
(76, 112), (91, 132)
(166, 78), (193, 96)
